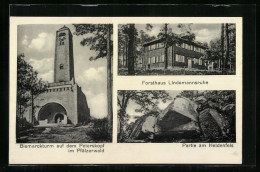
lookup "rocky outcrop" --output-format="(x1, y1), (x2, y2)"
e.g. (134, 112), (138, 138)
(126, 97), (230, 142)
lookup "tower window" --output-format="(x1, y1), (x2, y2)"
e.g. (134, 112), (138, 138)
(60, 64), (64, 69)
(58, 32), (66, 46)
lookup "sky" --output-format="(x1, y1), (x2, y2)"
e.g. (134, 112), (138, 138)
(17, 24), (107, 118)
(135, 23), (222, 44)
(123, 91), (181, 123)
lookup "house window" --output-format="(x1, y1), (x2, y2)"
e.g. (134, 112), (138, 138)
(176, 54), (185, 62)
(194, 58), (198, 64)
(159, 42), (164, 48)
(58, 32), (66, 46)
(199, 59), (201, 65)
(151, 56), (156, 64)
(161, 54), (165, 62)
(187, 44), (190, 50)
(60, 64), (64, 69)
(199, 58), (203, 65)
(148, 57), (151, 64)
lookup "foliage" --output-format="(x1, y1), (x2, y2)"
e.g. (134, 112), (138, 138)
(117, 90), (171, 142)
(73, 24), (113, 60)
(16, 116), (33, 134)
(207, 23), (236, 70)
(118, 90), (171, 113)
(17, 54), (47, 126)
(118, 24), (154, 70)
(88, 118), (112, 142)
(73, 24), (113, 135)
(157, 23), (196, 44)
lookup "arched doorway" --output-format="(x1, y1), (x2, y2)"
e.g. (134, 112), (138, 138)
(54, 113), (65, 123)
(38, 102), (67, 125)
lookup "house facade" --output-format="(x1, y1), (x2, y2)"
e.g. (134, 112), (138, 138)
(140, 38), (207, 70)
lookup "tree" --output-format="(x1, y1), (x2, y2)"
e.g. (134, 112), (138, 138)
(135, 29), (156, 68)
(17, 54), (47, 126)
(118, 25), (129, 68)
(221, 23), (225, 70)
(118, 24), (154, 74)
(117, 90), (171, 141)
(28, 72), (47, 124)
(225, 23), (236, 72)
(128, 24), (135, 75)
(228, 24), (236, 71)
(73, 24), (113, 135)
(164, 24), (168, 69)
(207, 23), (236, 72)
(17, 54), (32, 126)
(208, 38), (222, 60)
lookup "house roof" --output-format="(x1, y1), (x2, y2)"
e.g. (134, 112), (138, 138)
(143, 35), (207, 49)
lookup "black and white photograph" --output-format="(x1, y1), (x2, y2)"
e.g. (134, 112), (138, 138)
(117, 90), (236, 143)
(118, 23), (236, 75)
(16, 24), (113, 143)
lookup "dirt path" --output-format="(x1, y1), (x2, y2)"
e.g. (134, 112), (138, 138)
(17, 126), (102, 143)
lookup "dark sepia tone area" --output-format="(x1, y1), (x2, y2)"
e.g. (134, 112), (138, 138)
(118, 23), (236, 75)
(117, 90), (236, 143)
(16, 24), (113, 143)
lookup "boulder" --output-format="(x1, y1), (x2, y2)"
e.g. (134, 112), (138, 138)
(126, 97), (229, 142)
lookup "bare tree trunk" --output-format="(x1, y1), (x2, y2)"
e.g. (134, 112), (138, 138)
(122, 45), (125, 68)
(128, 24), (135, 75)
(31, 91), (34, 125)
(225, 24), (230, 71)
(164, 23), (168, 69)
(107, 25), (113, 136)
(18, 101), (22, 128)
(221, 23), (225, 70)
(118, 109), (125, 142)
(125, 35), (128, 67)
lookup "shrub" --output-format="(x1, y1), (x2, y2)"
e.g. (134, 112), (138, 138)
(16, 116), (33, 132)
(88, 118), (112, 142)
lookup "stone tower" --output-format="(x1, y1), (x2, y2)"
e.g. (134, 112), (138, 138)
(54, 26), (75, 83)
(24, 25), (90, 125)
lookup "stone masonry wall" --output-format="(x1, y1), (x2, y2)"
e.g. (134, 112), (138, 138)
(77, 85), (90, 124)
(33, 84), (78, 124)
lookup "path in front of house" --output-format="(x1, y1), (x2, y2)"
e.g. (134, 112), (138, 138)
(17, 125), (97, 143)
